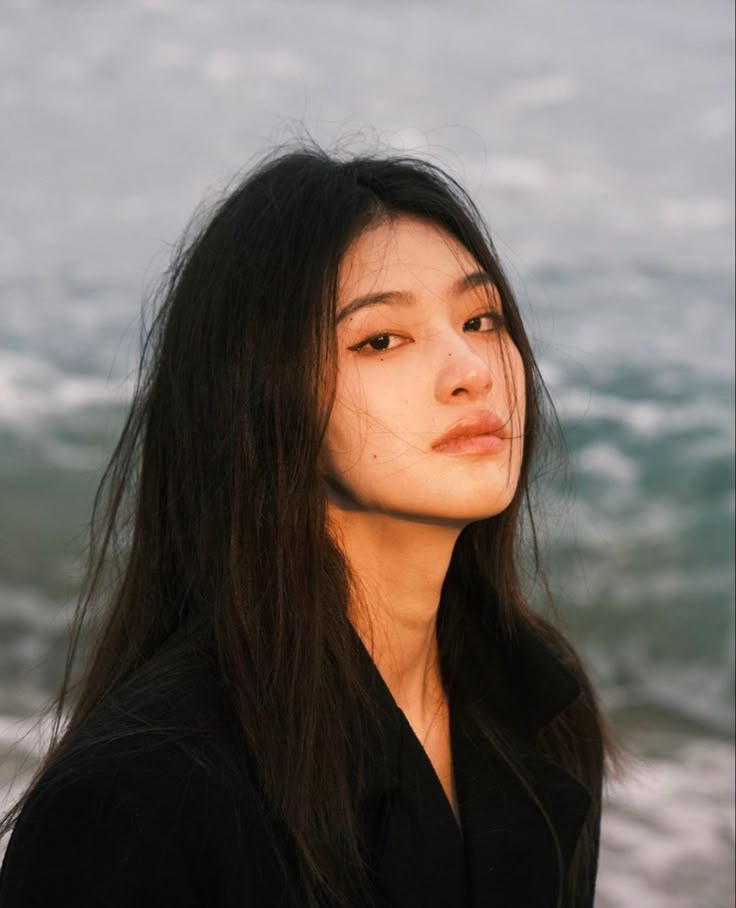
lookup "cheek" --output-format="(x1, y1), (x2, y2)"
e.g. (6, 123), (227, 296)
(515, 363), (527, 422)
(493, 338), (524, 417)
(329, 366), (398, 444)
(323, 410), (360, 466)
(322, 372), (371, 464)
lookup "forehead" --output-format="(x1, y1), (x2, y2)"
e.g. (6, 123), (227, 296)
(337, 216), (479, 299)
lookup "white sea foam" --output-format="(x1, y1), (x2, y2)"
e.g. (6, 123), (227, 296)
(597, 738), (735, 908)
(574, 442), (638, 485)
(0, 352), (132, 427)
(556, 388), (733, 440)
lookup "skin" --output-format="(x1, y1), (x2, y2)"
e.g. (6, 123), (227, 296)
(320, 216), (525, 815)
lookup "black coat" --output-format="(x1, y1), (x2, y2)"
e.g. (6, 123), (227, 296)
(0, 619), (600, 907)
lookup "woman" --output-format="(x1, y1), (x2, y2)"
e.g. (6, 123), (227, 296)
(0, 145), (616, 907)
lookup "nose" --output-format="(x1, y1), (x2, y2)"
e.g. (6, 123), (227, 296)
(434, 333), (494, 402)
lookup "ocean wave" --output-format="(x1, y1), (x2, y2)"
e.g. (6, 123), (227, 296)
(597, 732), (735, 908)
(0, 352), (133, 427)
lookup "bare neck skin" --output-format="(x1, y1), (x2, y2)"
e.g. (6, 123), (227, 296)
(330, 507), (460, 733)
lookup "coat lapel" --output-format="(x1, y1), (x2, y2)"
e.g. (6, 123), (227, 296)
(452, 614), (592, 908)
(452, 712), (591, 908)
(350, 614), (592, 908)
(352, 633), (467, 908)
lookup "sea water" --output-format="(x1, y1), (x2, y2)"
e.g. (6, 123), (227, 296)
(1, 0), (734, 903)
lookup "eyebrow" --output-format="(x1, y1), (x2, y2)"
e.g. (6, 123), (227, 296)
(336, 270), (497, 324)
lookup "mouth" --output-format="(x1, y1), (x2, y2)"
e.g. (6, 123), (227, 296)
(431, 409), (508, 452)
(431, 432), (507, 455)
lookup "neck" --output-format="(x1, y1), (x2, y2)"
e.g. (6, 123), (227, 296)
(329, 507), (461, 728)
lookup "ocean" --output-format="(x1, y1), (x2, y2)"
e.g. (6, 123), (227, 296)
(1, 0), (734, 903)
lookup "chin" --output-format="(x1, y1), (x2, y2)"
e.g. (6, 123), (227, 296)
(455, 504), (514, 524)
(409, 492), (517, 526)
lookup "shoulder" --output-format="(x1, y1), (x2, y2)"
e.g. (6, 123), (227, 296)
(34, 654), (254, 818)
(1, 761), (199, 907)
(0, 658), (299, 907)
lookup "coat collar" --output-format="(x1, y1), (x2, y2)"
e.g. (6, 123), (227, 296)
(460, 610), (584, 740)
(349, 608), (583, 797)
(350, 611), (592, 908)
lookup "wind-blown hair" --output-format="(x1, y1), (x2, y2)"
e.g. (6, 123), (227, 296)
(2, 145), (616, 906)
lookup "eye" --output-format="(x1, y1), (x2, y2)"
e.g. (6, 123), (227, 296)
(347, 333), (403, 354)
(463, 311), (506, 333)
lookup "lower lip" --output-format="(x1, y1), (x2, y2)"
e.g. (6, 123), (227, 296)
(432, 433), (507, 455)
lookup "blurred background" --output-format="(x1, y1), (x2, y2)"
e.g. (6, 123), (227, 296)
(0, 0), (733, 904)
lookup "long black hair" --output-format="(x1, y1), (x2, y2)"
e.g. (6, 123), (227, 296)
(2, 144), (617, 906)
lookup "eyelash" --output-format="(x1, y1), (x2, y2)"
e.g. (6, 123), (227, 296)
(347, 311), (507, 354)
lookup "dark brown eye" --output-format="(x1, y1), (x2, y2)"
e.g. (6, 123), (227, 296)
(464, 312), (505, 332)
(367, 335), (391, 351)
(347, 332), (399, 354)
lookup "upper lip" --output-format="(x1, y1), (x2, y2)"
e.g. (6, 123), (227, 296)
(431, 410), (509, 449)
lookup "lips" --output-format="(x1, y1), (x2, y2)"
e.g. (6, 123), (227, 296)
(431, 410), (509, 450)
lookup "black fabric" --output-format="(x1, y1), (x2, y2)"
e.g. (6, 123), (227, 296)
(0, 619), (600, 907)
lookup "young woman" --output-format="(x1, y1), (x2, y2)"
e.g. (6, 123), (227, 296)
(0, 146), (616, 907)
